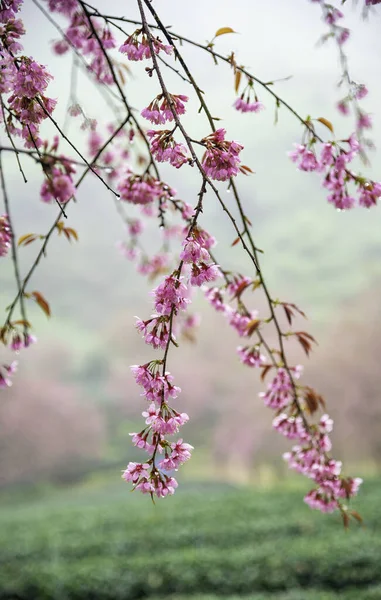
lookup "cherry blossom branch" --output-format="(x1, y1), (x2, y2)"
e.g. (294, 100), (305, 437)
(0, 0), (367, 519)
(119, 0), (363, 519)
(137, 0), (260, 273)
(137, 0), (315, 431)
(140, 0), (308, 427)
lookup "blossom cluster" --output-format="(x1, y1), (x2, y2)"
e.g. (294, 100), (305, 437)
(47, 1), (117, 85)
(119, 30), (173, 61)
(0, 0), (56, 148)
(40, 137), (76, 205)
(234, 96), (264, 114)
(124, 209), (225, 497)
(115, 173), (196, 280)
(201, 129), (244, 181)
(147, 125), (245, 181)
(180, 229), (220, 287)
(0, 214), (12, 257)
(142, 93), (188, 125)
(1, 0), (372, 521)
(117, 171), (176, 205)
(204, 277), (362, 514)
(289, 134), (381, 209)
(9, 330), (36, 351)
(147, 130), (189, 169)
(122, 362), (192, 497)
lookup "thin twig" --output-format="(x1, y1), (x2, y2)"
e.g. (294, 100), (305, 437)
(0, 152), (28, 334)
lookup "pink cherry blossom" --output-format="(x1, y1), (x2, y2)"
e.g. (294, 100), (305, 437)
(190, 263), (220, 286)
(237, 345), (266, 367)
(0, 214), (12, 257)
(304, 488), (339, 513)
(118, 171), (176, 205)
(273, 413), (309, 441)
(259, 368), (299, 410)
(355, 84), (368, 99)
(201, 128), (244, 181)
(147, 130), (189, 168)
(136, 315), (171, 350)
(129, 432), (156, 454)
(337, 100), (349, 115)
(142, 93), (188, 124)
(0, 361), (17, 388)
(135, 478), (154, 494)
(180, 237), (210, 264)
(357, 111), (372, 130)
(10, 332), (37, 351)
(228, 310), (257, 337)
(153, 275), (190, 315)
(234, 97), (264, 113)
(152, 476), (178, 497)
(204, 287), (230, 313)
(319, 414), (333, 434)
(119, 32), (173, 61)
(122, 462), (150, 483)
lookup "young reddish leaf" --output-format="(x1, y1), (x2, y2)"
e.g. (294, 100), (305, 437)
(341, 511), (350, 530)
(56, 221), (65, 233)
(350, 510), (363, 524)
(215, 27), (236, 38)
(296, 333), (312, 356)
(283, 304), (294, 326)
(63, 229), (71, 242)
(239, 165), (255, 176)
(246, 319), (261, 336)
(12, 319), (32, 328)
(231, 236), (240, 247)
(24, 237), (39, 247)
(317, 117), (334, 133)
(304, 386), (320, 414)
(295, 331), (317, 343)
(66, 227), (78, 241)
(232, 279), (251, 299)
(340, 478), (353, 499)
(318, 395), (326, 409)
(116, 65), (126, 86)
(31, 291), (51, 318)
(0, 326), (8, 344)
(18, 233), (37, 247)
(261, 364), (273, 381)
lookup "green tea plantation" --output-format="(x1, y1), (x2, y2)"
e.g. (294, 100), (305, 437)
(0, 477), (380, 599)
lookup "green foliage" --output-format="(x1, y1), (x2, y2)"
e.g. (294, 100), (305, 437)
(0, 478), (380, 599)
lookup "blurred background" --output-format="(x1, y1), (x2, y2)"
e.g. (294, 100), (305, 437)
(1, 1), (381, 598)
